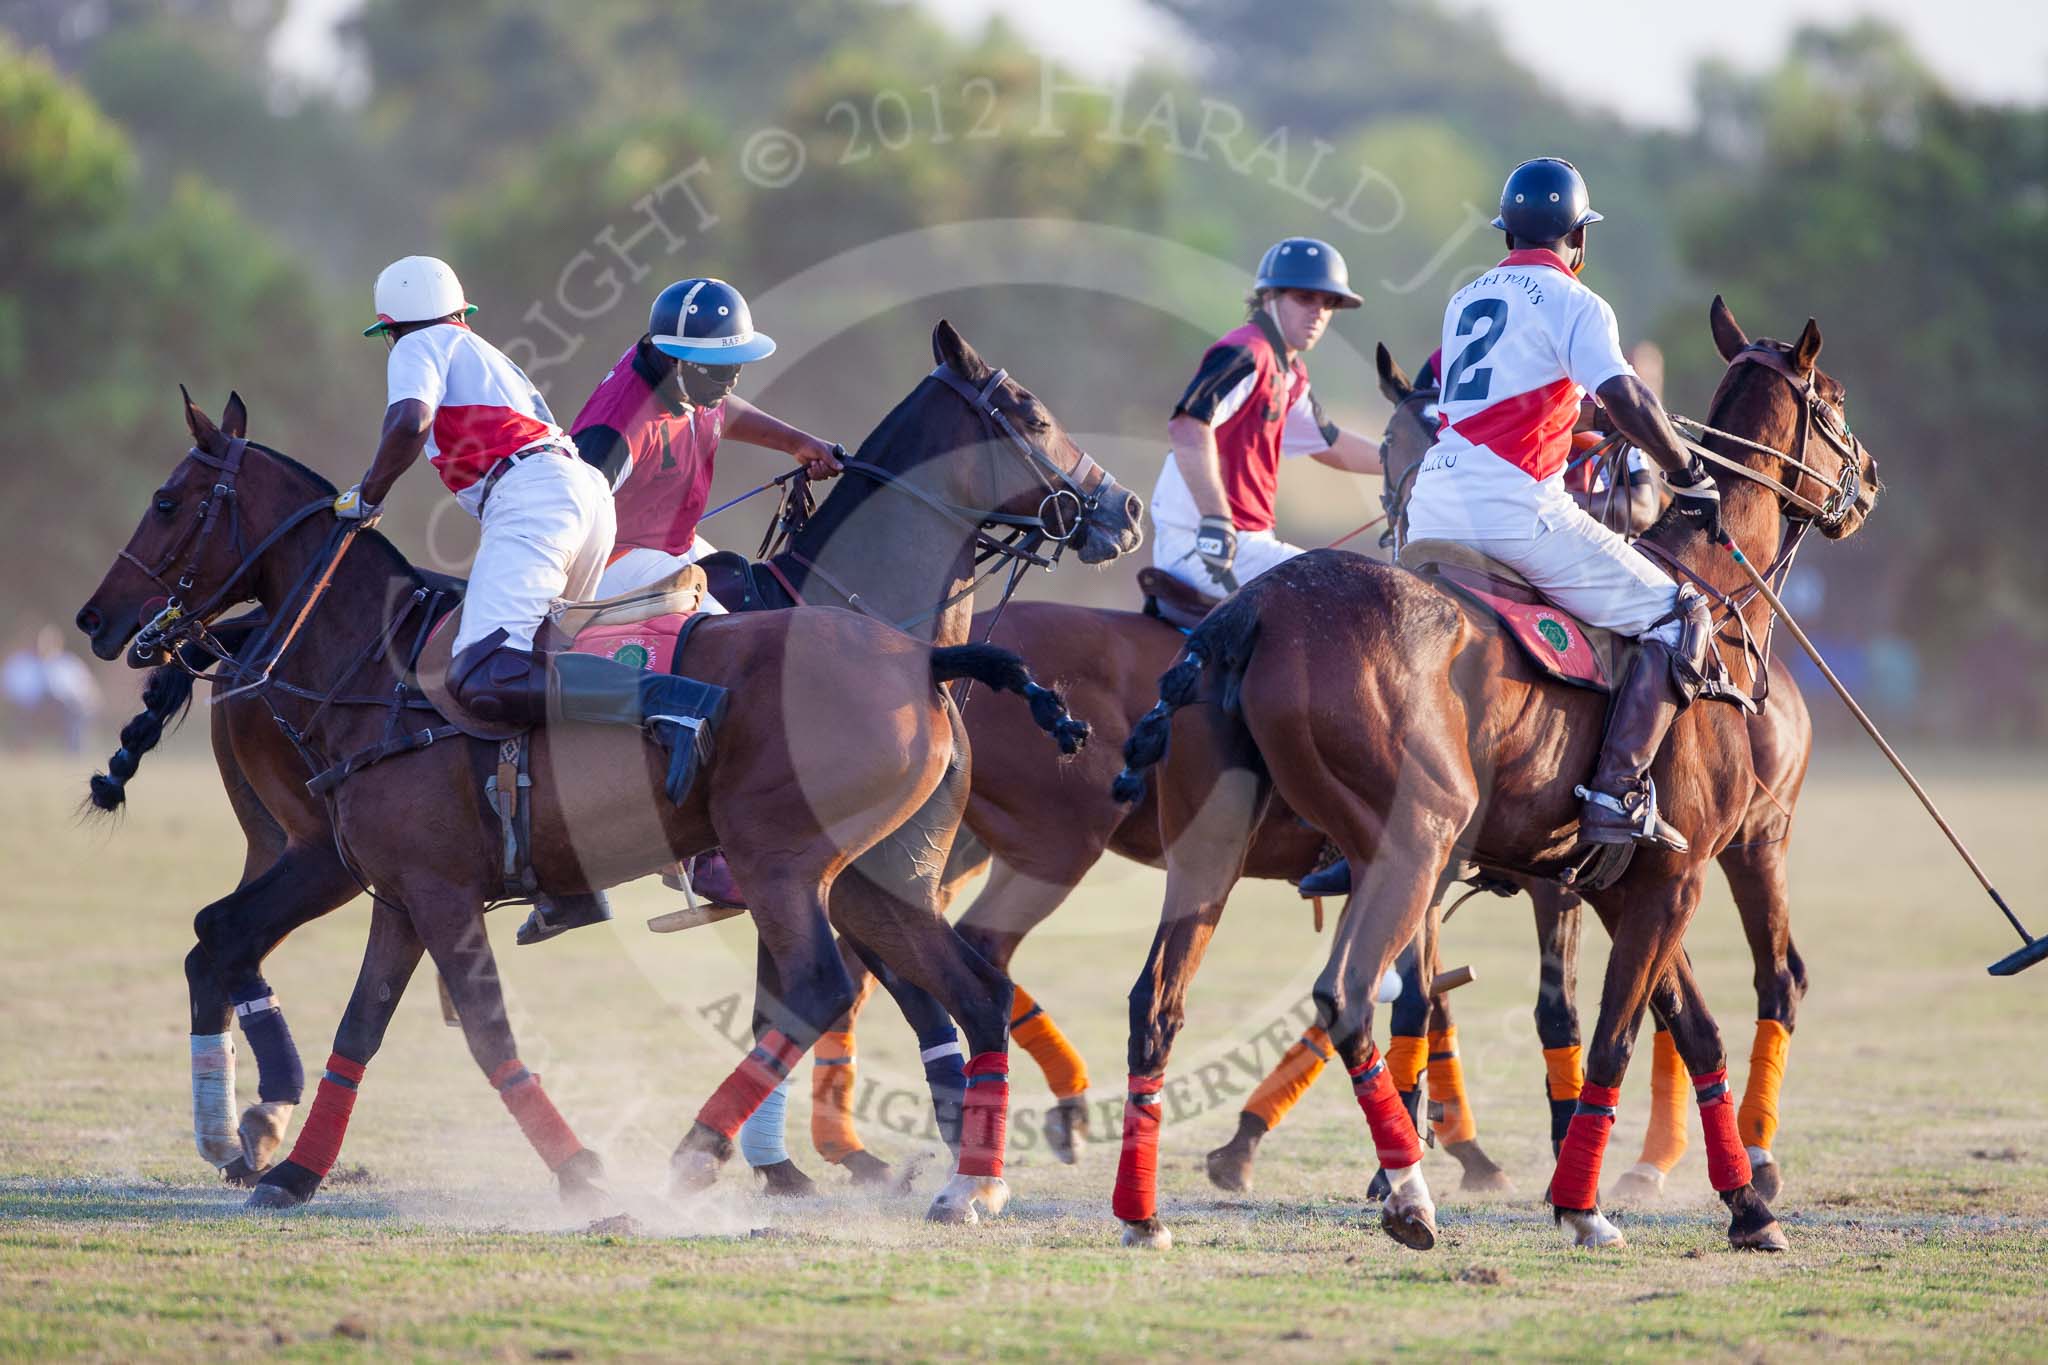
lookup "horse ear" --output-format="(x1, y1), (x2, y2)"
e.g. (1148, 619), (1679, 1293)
(1375, 342), (1412, 404)
(1709, 294), (1749, 362)
(221, 391), (248, 440)
(1791, 317), (1823, 374)
(181, 383), (220, 452)
(931, 319), (988, 381)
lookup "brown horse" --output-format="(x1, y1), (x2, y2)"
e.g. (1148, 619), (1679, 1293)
(1108, 297), (1876, 1252)
(76, 340), (1125, 1224)
(1207, 345), (1818, 1205)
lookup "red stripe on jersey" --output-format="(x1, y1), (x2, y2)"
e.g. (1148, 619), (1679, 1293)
(1445, 377), (1580, 480)
(1499, 248), (1575, 276)
(429, 404), (555, 492)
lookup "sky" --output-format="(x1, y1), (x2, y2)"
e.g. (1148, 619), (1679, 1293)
(271, 0), (2048, 130)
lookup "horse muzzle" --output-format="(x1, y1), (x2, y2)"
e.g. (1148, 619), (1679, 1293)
(1074, 476), (1145, 565)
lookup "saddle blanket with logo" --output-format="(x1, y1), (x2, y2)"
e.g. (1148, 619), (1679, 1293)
(1398, 539), (1625, 693)
(568, 614), (694, 673)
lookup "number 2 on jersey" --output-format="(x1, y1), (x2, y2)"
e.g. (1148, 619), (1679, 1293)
(1441, 298), (1507, 402)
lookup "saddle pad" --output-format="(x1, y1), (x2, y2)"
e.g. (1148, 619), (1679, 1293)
(1399, 540), (1621, 693)
(568, 613), (695, 674)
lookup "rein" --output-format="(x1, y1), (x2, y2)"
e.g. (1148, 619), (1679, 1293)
(1667, 344), (1867, 531)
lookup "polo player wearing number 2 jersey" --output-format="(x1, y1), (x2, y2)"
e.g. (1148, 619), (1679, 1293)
(1303, 159), (1719, 897)
(1150, 237), (1386, 597)
(336, 256), (730, 816)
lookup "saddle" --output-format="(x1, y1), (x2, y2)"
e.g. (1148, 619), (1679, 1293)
(1137, 566), (1222, 630)
(696, 549), (800, 614)
(414, 564), (710, 741)
(1399, 539), (1626, 693)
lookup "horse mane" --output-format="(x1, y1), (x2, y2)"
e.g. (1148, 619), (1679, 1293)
(782, 376), (952, 556)
(245, 439), (426, 588)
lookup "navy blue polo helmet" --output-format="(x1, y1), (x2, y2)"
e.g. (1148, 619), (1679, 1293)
(1492, 158), (1603, 242)
(648, 278), (777, 364)
(1253, 237), (1364, 308)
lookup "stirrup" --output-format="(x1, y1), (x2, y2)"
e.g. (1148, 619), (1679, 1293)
(1574, 777), (1689, 853)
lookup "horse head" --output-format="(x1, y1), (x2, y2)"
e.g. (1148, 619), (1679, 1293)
(75, 389), (333, 664)
(1703, 295), (1881, 542)
(834, 319), (1143, 566)
(1373, 342), (1440, 541)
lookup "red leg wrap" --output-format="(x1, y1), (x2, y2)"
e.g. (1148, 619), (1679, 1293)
(1112, 1074), (1163, 1222)
(1693, 1068), (1753, 1192)
(490, 1060), (583, 1171)
(957, 1052), (1010, 1178)
(1548, 1080), (1620, 1210)
(1350, 1047), (1425, 1170)
(284, 1053), (364, 1178)
(695, 1030), (805, 1139)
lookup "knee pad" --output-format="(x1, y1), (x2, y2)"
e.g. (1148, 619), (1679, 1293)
(449, 629), (548, 725)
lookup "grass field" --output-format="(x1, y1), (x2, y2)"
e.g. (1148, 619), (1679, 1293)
(3, 743), (2046, 1361)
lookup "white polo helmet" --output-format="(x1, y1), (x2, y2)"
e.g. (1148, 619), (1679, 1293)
(363, 255), (476, 337)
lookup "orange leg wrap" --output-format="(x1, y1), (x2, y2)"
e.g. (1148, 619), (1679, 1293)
(1738, 1019), (1791, 1150)
(1386, 1033), (1428, 1095)
(809, 1031), (864, 1163)
(1543, 1044), (1585, 1102)
(1242, 1026), (1332, 1131)
(1425, 1027), (1477, 1145)
(1637, 1028), (1690, 1173)
(1008, 986), (1090, 1101)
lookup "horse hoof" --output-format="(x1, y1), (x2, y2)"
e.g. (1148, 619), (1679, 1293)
(1748, 1147), (1782, 1203)
(245, 1181), (307, 1211)
(1366, 1167), (1391, 1203)
(1606, 1163), (1667, 1206)
(925, 1175), (1007, 1225)
(1459, 1165), (1515, 1194)
(1557, 1208), (1626, 1249)
(754, 1159), (818, 1198)
(1380, 1196), (1438, 1251)
(1205, 1141), (1255, 1193)
(669, 1148), (723, 1198)
(1724, 1183), (1787, 1251)
(1043, 1096), (1090, 1165)
(839, 1149), (894, 1188)
(237, 1100), (294, 1172)
(555, 1149), (611, 1213)
(219, 1156), (263, 1189)
(1120, 1218), (1172, 1249)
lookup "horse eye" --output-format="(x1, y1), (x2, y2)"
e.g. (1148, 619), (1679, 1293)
(154, 496), (177, 519)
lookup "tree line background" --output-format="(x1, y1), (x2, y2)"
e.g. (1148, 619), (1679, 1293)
(4, 0), (2041, 739)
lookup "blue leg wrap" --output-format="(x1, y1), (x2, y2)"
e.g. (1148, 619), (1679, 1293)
(232, 979), (304, 1103)
(737, 1075), (792, 1168)
(920, 1027), (967, 1152)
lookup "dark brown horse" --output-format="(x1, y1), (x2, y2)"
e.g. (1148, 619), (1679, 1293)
(1108, 297), (1876, 1252)
(76, 327), (1131, 1224)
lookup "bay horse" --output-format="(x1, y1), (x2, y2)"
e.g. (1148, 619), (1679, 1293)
(1107, 297), (1877, 1252)
(1207, 344), (1817, 1205)
(76, 323), (1134, 1224)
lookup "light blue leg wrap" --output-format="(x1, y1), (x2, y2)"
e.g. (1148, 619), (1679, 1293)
(738, 1075), (792, 1167)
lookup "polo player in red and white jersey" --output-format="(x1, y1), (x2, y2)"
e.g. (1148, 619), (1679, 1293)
(1151, 237), (1386, 596)
(336, 255), (729, 809)
(572, 277), (845, 609)
(1404, 158), (1720, 876)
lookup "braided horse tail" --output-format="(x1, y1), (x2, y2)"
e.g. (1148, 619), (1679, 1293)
(930, 643), (1091, 755)
(1110, 589), (1263, 805)
(84, 617), (262, 815)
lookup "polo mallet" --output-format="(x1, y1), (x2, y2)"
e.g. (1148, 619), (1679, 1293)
(1726, 538), (2047, 975)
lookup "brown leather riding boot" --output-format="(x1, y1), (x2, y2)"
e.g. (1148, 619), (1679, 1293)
(1576, 640), (1691, 866)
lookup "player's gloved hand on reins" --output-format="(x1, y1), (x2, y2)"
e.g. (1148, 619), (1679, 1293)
(333, 482), (382, 525)
(1666, 457), (1723, 543)
(1195, 514), (1238, 589)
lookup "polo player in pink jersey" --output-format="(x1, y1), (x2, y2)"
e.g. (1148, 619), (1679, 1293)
(335, 255), (730, 815)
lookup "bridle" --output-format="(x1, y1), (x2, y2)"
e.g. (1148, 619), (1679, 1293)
(1376, 382), (1439, 549)
(1671, 342), (1870, 533)
(122, 436), (336, 668)
(770, 362), (1121, 634)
